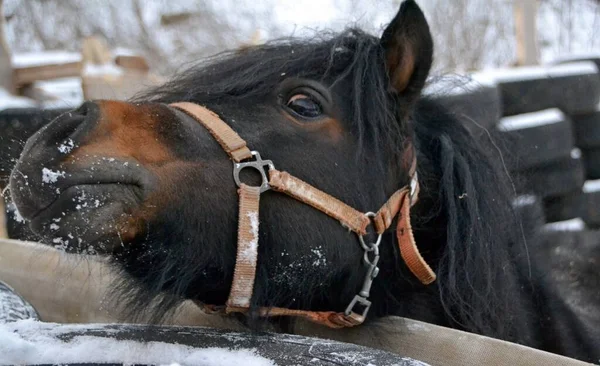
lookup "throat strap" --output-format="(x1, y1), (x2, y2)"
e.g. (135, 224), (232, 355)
(169, 101), (437, 328)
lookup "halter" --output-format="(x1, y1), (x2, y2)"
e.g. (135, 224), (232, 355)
(170, 102), (436, 328)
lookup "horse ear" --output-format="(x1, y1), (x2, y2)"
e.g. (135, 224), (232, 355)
(381, 0), (433, 96)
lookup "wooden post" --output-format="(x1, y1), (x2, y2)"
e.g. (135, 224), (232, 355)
(514, 0), (539, 66)
(0, 0), (10, 238)
(0, 0), (15, 93)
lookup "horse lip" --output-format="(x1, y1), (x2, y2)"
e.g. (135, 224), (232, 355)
(11, 160), (152, 222)
(27, 181), (144, 222)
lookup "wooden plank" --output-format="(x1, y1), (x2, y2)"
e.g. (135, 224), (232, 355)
(0, 199), (7, 239)
(0, 0), (15, 93)
(514, 0), (539, 66)
(14, 61), (83, 86)
(81, 36), (112, 65)
(0, 238), (247, 329)
(115, 55), (149, 72)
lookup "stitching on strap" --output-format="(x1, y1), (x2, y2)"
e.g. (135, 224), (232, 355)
(171, 102), (253, 162)
(269, 169), (371, 235)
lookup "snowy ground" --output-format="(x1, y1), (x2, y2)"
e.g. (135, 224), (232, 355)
(0, 319), (276, 366)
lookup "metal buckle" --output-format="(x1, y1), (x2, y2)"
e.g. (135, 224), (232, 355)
(344, 294), (372, 320)
(358, 212), (382, 252)
(233, 151), (274, 193)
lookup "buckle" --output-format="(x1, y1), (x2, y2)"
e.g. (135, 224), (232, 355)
(344, 294), (371, 321)
(233, 151), (274, 193)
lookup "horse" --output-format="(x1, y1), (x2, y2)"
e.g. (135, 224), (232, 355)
(7, 1), (599, 363)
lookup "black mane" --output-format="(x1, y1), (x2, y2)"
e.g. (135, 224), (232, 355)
(129, 28), (532, 343)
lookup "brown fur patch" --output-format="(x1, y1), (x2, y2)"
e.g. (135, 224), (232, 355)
(68, 101), (173, 165)
(386, 40), (415, 93)
(280, 110), (344, 142)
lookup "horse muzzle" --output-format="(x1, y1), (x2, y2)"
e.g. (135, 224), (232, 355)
(8, 101), (159, 253)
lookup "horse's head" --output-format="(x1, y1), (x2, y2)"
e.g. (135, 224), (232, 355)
(10, 1), (436, 322)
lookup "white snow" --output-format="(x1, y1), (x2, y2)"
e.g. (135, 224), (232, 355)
(12, 209), (25, 223)
(570, 148), (582, 160)
(0, 320), (275, 366)
(311, 247), (327, 267)
(12, 51), (81, 68)
(113, 47), (139, 57)
(544, 218), (586, 232)
(83, 62), (124, 77)
(583, 179), (600, 193)
(58, 138), (75, 154)
(479, 61), (598, 83)
(498, 108), (564, 131)
(41, 168), (65, 184)
(0, 87), (36, 110)
(547, 61), (598, 78)
(34, 77), (84, 109)
(240, 211), (259, 262)
(552, 53), (600, 64)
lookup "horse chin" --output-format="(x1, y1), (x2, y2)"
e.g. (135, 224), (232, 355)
(26, 183), (142, 255)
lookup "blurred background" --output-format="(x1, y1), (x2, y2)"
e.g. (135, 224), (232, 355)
(2, 0), (599, 77)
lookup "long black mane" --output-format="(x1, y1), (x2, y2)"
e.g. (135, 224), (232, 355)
(128, 28), (532, 343)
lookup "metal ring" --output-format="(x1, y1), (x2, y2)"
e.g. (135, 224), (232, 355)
(232, 151), (274, 193)
(358, 212), (382, 251)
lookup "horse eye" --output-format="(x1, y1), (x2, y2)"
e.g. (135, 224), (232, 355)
(286, 94), (323, 119)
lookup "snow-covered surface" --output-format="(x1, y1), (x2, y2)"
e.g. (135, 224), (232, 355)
(552, 53), (600, 64)
(34, 77), (84, 109)
(0, 320), (275, 366)
(83, 62), (124, 77)
(0, 282), (39, 324)
(12, 51), (81, 68)
(544, 218), (586, 232)
(547, 61), (599, 77)
(0, 87), (36, 110)
(479, 61), (598, 83)
(498, 108), (564, 131)
(583, 179), (600, 194)
(113, 47), (139, 57)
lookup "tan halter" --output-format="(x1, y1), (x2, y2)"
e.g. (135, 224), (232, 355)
(170, 102), (436, 328)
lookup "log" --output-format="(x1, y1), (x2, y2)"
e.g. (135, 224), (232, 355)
(14, 61), (83, 87)
(115, 55), (150, 72)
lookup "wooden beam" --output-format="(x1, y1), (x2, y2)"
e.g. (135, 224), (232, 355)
(0, 200), (7, 239)
(0, 0), (15, 93)
(13, 61), (83, 87)
(81, 36), (112, 65)
(514, 0), (539, 66)
(115, 55), (149, 72)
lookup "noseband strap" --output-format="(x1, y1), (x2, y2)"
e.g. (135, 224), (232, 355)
(170, 102), (436, 328)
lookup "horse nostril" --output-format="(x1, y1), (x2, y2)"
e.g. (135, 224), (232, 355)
(57, 101), (101, 143)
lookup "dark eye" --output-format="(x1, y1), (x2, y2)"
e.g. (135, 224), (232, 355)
(286, 94), (323, 119)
